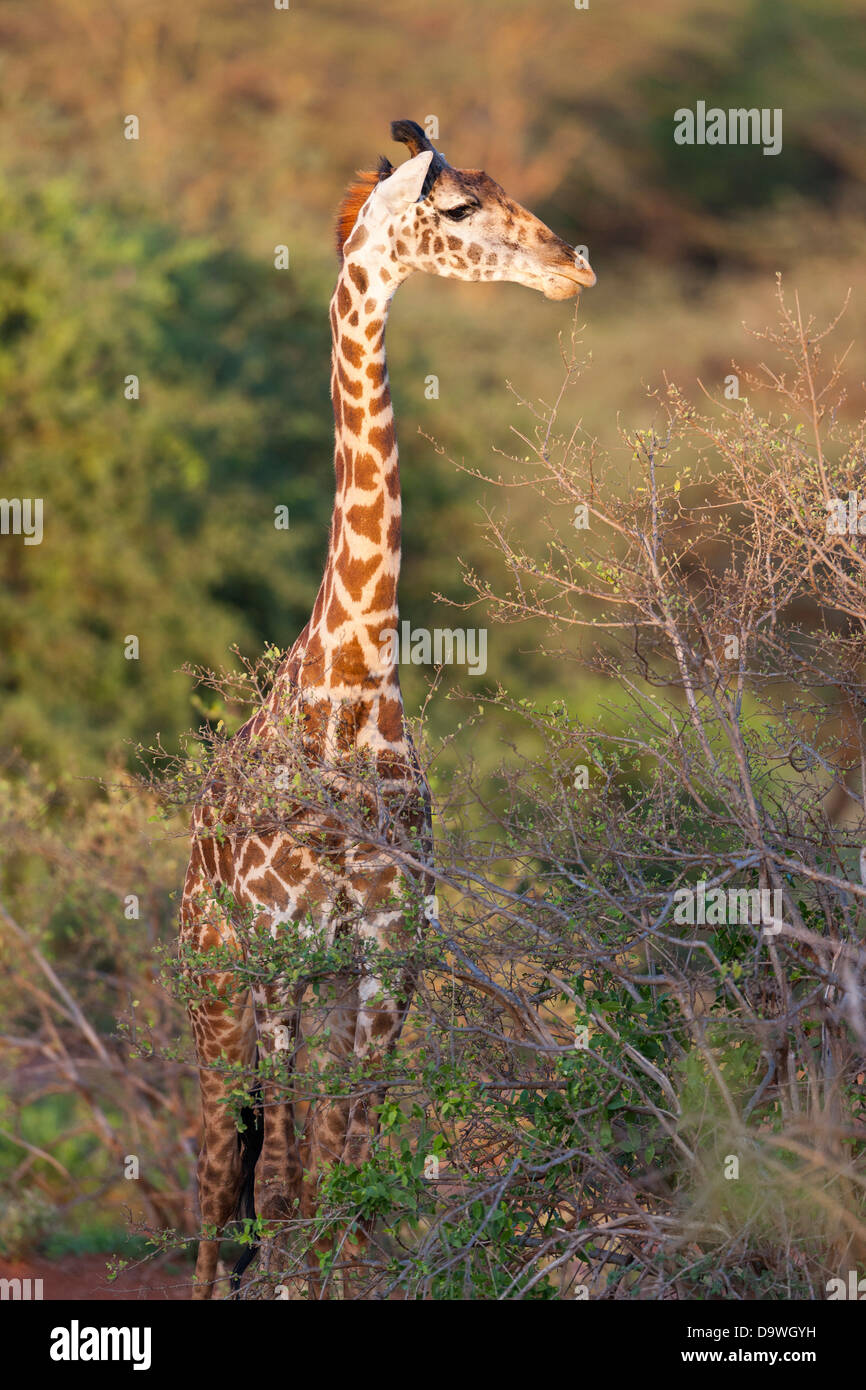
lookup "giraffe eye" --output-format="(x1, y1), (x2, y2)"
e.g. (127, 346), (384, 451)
(442, 204), (475, 222)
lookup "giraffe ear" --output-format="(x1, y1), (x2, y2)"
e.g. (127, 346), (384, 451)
(376, 151), (434, 214)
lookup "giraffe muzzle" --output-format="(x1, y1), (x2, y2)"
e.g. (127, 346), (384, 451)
(540, 248), (596, 299)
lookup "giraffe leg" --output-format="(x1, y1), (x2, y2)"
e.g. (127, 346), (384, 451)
(181, 865), (257, 1301)
(325, 950), (409, 1301)
(217, 983), (305, 1301)
(340, 906), (411, 1156)
(337, 871), (417, 1297)
(191, 1033), (256, 1300)
(342, 964), (408, 1165)
(296, 969), (359, 1298)
(250, 982), (304, 1226)
(341, 860), (416, 1168)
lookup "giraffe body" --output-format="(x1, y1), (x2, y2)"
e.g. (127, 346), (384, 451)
(180, 120), (594, 1299)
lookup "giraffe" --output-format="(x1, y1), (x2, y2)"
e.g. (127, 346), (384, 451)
(180, 118), (595, 1300)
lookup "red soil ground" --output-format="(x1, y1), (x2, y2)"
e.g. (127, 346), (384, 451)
(0, 1252), (192, 1300)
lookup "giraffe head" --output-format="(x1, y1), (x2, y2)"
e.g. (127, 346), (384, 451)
(336, 119), (596, 302)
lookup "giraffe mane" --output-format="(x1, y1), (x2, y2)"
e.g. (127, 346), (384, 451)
(335, 157), (393, 260)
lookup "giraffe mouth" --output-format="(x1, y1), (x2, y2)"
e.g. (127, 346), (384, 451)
(543, 268), (596, 301)
(557, 265), (597, 290)
(542, 258), (597, 300)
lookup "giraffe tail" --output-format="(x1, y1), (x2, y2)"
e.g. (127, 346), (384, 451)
(230, 1069), (264, 1294)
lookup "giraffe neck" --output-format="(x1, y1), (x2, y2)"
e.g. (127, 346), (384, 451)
(293, 245), (406, 703)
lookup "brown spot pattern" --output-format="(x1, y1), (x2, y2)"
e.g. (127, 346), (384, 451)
(368, 422), (395, 459)
(341, 338), (364, 368)
(352, 452), (380, 491)
(346, 492), (384, 540)
(348, 264), (369, 294)
(342, 402), (364, 435)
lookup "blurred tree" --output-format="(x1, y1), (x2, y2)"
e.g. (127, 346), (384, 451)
(0, 178), (342, 769)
